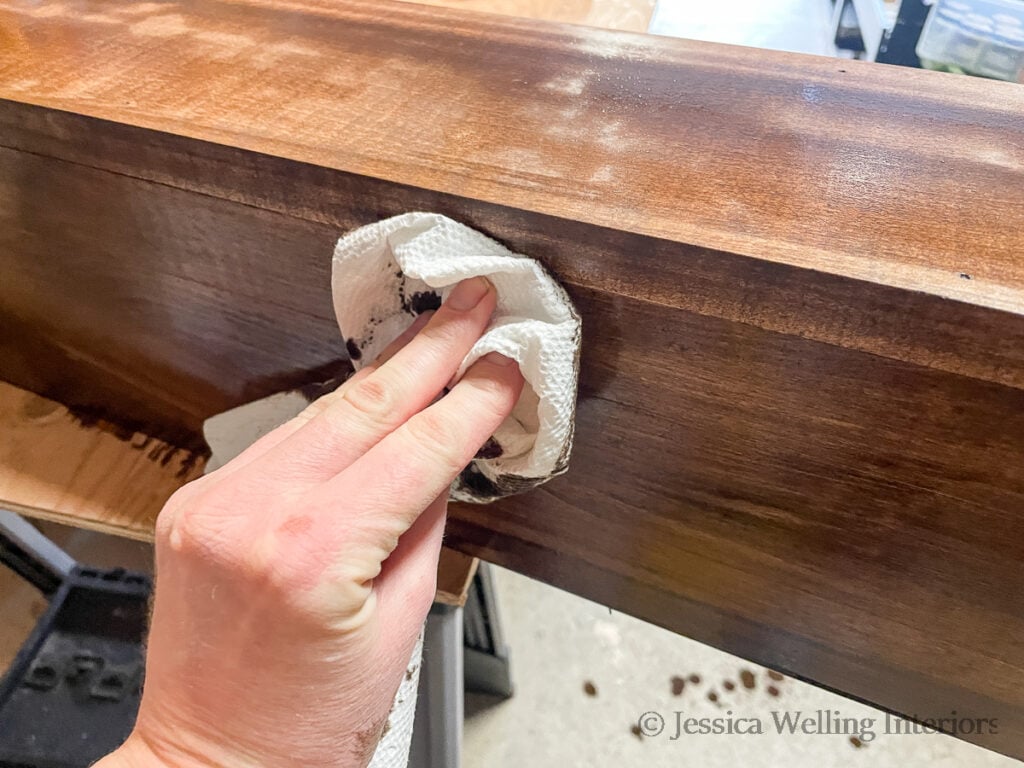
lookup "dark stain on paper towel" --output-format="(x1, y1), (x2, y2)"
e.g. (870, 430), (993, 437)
(345, 338), (363, 361)
(407, 290), (442, 315)
(396, 270), (442, 316)
(475, 437), (504, 459)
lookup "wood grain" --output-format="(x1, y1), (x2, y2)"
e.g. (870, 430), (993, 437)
(0, 0), (1022, 756)
(0, 382), (205, 536)
(1, 0), (1022, 311)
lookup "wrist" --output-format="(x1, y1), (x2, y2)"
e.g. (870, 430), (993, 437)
(94, 732), (210, 768)
(94, 734), (172, 768)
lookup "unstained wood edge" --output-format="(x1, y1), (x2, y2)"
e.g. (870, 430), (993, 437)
(0, 381), (475, 607)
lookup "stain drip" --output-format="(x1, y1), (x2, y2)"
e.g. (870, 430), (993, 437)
(68, 405), (209, 479)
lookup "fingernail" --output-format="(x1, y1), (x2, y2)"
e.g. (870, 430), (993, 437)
(447, 277), (491, 311)
(482, 351), (516, 367)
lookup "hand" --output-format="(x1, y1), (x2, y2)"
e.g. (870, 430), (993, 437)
(99, 277), (522, 768)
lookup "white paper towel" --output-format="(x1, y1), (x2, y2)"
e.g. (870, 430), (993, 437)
(332, 212), (582, 503)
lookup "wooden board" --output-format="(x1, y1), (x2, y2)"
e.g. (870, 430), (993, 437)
(0, 0), (1022, 755)
(0, 383), (476, 606)
(0, 382), (205, 536)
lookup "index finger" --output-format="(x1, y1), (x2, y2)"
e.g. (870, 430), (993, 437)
(238, 276), (497, 486)
(308, 352), (524, 552)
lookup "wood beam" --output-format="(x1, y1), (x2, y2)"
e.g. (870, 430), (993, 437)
(0, 0), (1022, 755)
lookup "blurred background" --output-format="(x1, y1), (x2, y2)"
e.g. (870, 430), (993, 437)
(406, 0), (1024, 81)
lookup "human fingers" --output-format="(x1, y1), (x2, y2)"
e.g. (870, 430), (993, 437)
(237, 277), (496, 486)
(308, 352), (523, 554)
(210, 310), (437, 481)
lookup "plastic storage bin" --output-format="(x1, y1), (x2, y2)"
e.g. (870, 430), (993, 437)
(917, 0), (1024, 81)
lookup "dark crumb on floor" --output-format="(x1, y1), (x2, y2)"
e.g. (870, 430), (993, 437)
(670, 675), (685, 696)
(850, 736), (864, 749)
(688, 673), (701, 685)
(723, 680), (735, 691)
(767, 670), (784, 682)
(739, 669), (756, 690)
(345, 338), (362, 361)
(630, 724), (643, 740)
(959, 272), (972, 280)
(767, 685), (780, 697)
(583, 681), (597, 697)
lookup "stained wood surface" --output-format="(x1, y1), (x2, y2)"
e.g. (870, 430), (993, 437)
(1, 0), (1022, 314)
(0, 0), (1023, 756)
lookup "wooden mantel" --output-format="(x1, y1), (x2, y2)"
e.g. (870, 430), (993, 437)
(0, 0), (1022, 757)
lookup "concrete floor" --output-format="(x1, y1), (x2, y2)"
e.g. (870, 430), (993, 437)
(1, 523), (1016, 767)
(464, 567), (1018, 767)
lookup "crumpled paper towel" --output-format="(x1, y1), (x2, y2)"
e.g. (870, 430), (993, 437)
(332, 212), (582, 503)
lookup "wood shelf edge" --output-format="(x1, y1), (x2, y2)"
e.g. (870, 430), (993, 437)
(0, 380), (474, 606)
